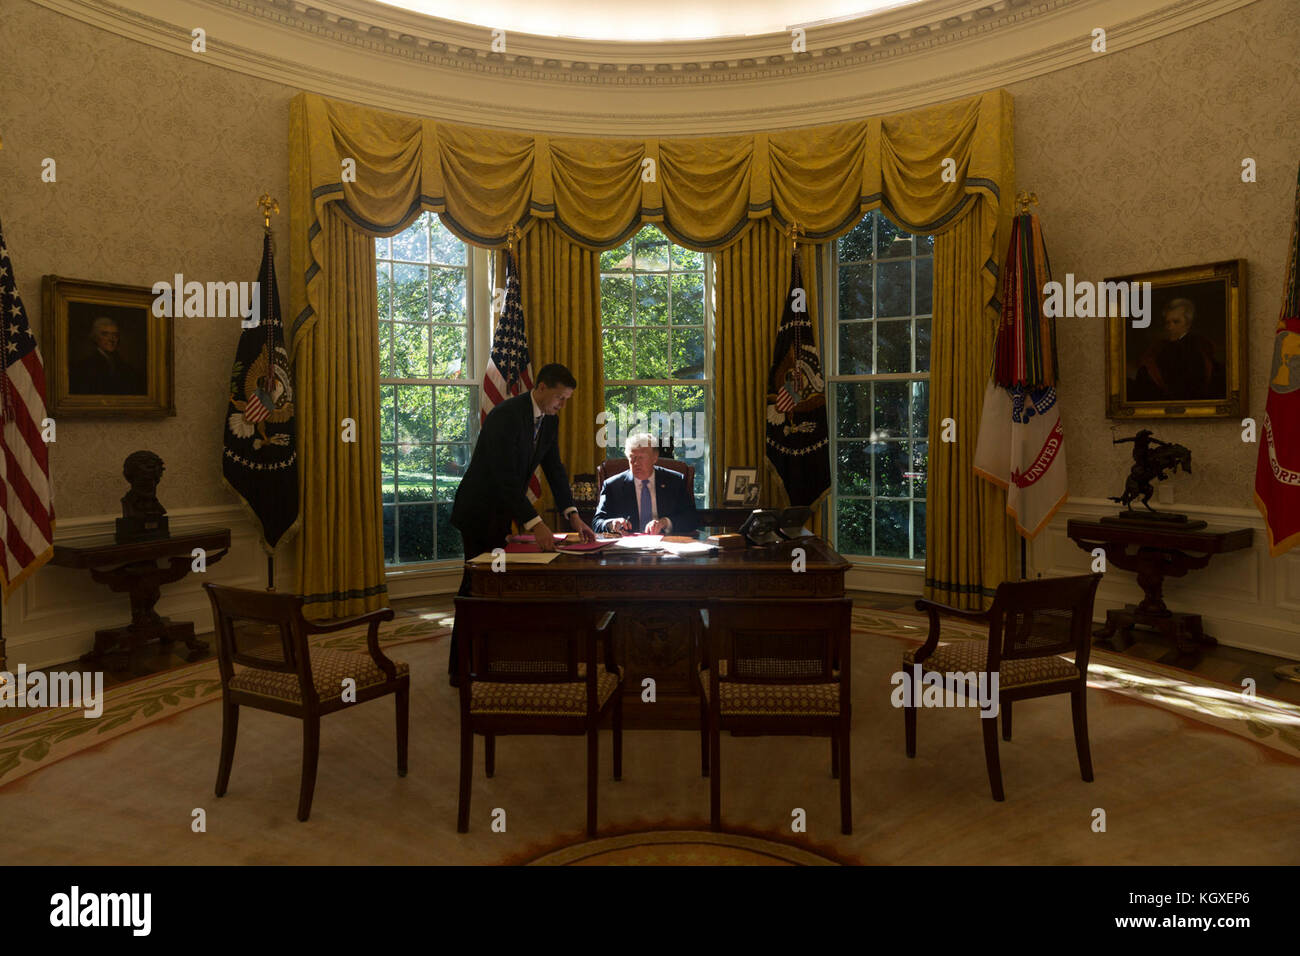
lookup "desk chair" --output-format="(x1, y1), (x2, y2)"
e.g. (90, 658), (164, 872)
(698, 598), (853, 834)
(596, 457), (695, 489)
(202, 584), (408, 822)
(453, 597), (624, 836)
(905, 573), (1102, 801)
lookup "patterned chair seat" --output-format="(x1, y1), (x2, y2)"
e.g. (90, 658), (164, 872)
(230, 649), (409, 704)
(903, 641), (1078, 688)
(470, 664), (624, 716)
(699, 660), (841, 716)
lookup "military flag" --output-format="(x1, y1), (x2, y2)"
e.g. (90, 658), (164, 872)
(973, 211), (1068, 539)
(482, 250), (541, 501)
(1254, 164), (1300, 556)
(0, 216), (55, 596)
(222, 231), (298, 551)
(765, 253), (830, 506)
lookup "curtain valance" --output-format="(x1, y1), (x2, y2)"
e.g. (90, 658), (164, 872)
(289, 89), (1014, 344)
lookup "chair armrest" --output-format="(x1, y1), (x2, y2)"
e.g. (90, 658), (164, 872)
(913, 598), (991, 623)
(302, 607), (396, 634)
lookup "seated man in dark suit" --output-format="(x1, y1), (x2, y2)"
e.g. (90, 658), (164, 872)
(593, 431), (699, 536)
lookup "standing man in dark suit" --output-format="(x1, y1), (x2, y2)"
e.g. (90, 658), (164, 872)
(593, 432), (699, 536)
(448, 362), (596, 684)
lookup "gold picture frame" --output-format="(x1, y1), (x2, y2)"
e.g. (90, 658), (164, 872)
(42, 275), (175, 418)
(1105, 259), (1246, 420)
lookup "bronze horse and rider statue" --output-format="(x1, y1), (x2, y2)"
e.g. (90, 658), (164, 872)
(1110, 429), (1194, 513)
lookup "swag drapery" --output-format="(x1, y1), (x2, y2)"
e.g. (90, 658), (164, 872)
(288, 88), (1016, 617)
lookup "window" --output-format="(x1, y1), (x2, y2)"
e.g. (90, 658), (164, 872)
(376, 212), (476, 565)
(830, 211), (932, 560)
(600, 225), (712, 504)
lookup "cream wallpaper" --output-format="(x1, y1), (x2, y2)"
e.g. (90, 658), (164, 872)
(0, 0), (296, 519)
(1006, 0), (1300, 507)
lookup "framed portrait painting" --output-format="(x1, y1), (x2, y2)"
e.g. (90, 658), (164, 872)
(42, 276), (175, 418)
(1105, 259), (1246, 420)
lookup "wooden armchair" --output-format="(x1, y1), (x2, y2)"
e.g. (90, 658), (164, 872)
(453, 597), (624, 836)
(202, 584), (408, 822)
(905, 574), (1102, 801)
(698, 598), (853, 834)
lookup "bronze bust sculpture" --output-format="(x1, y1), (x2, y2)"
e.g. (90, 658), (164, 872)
(116, 450), (170, 542)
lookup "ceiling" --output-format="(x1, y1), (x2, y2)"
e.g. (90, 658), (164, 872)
(372, 0), (928, 41)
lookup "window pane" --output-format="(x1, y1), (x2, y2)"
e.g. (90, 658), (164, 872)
(915, 318), (931, 373)
(634, 226), (670, 272)
(635, 274), (670, 326)
(392, 264), (427, 322)
(910, 382), (929, 438)
(601, 242), (633, 272)
(876, 216), (908, 258)
(670, 272), (704, 326)
(436, 444), (470, 500)
(602, 328), (635, 380)
(672, 328), (705, 379)
(397, 505), (434, 563)
(913, 500), (927, 558)
(873, 381), (908, 437)
(839, 220), (872, 262)
(397, 385), (433, 443)
(392, 221), (428, 263)
(838, 263), (872, 320)
(429, 216), (466, 267)
(429, 267), (466, 323)
(671, 245), (704, 271)
(835, 383), (871, 439)
(396, 444), (433, 502)
(875, 319), (911, 374)
(393, 324), (429, 378)
(602, 276), (634, 325)
(875, 500), (909, 557)
(435, 386), (471, 443)
(379, 320), (393, 378)
(376, 262), (392, 320)
(380, 385), (395, 444)
(916, 256), (933, 315)
(837, 499), (871, 555)
(836, 440), (870, 496)
(910, 439), (929, 499)
(383, 505), (395, 562)
(838, 323), (871, 376)
(635, 327), (670, 378)
(876, 260), (912, 318)
(429, 325), (466, 379)
(381, 446), (395, 503)
(875, 441), (908, 498)
(436, 503), (463, 559)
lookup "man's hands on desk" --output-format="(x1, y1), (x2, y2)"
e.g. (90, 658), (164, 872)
(531, 513), (597, 551)
(605, 517), (671, 535)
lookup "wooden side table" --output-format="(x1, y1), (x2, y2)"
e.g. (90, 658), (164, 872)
(1065, 519), (1252, 653)
(51, 526), (231, 672)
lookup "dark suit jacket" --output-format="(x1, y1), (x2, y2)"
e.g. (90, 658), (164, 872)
(450, 391), (575, 547)
(593, 465), (698, 536)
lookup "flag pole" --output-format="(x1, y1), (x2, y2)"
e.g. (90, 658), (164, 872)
(255, 194), (281, 593)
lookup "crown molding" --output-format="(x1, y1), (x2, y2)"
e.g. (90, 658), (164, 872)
(29, 0), (1261, 133)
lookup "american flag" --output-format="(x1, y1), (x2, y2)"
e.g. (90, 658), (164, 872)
(0, 217), (55, 596)
(481, 251), (541, 501)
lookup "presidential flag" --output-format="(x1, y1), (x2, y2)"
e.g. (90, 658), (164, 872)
(973, 212), (1067, 539)
(482, 250), (541, 501)
(222, 231), (298, 552)
(0, 216), (54, 596)
(1254, 164), (1300, 556)
(765, 254), (830, 506)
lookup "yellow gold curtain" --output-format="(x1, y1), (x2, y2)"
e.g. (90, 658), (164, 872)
(927, 207), (1017, 608)
(490, 223), (604, 517)
(295, 204), (388, 619)
(288, 88), (1015, 607)
(714, 220), (821, 521)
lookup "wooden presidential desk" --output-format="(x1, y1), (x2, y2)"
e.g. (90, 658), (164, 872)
(468, 535), (850, 728)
